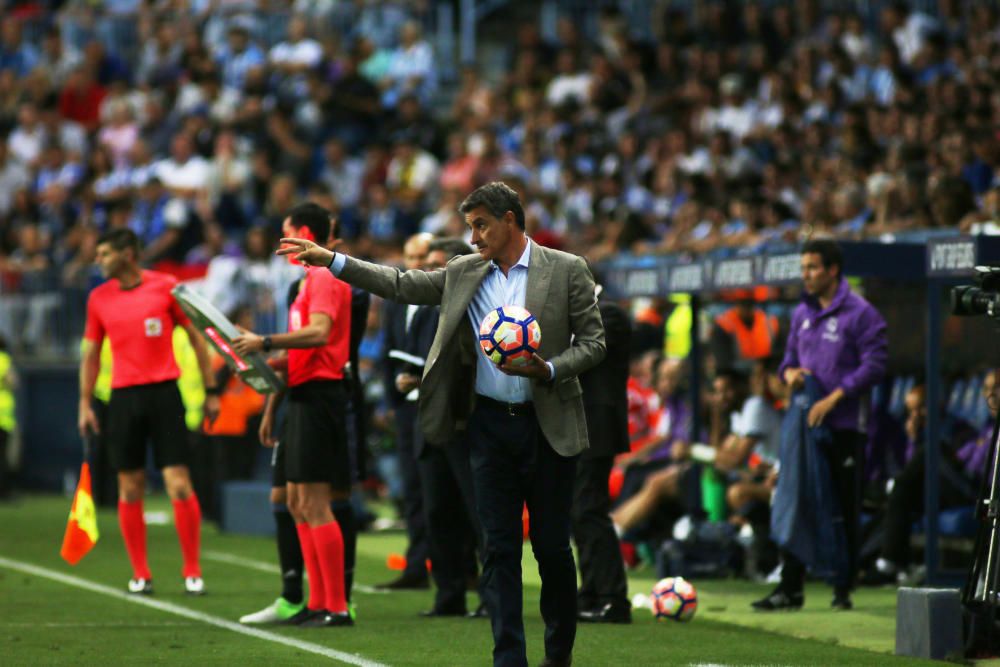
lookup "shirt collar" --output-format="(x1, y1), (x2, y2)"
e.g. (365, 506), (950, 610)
(490, 238), (532, 272)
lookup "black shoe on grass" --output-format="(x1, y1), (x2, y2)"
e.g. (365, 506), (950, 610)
(751, 587), (803, 611)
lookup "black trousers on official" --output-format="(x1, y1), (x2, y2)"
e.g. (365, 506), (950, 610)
(881, 446), (977, 567)
(395, 402), (429, 581)
(782, 429), (864, 592)
(419, 436), (482, 612)
(468, 399), (578, 667)
(572, 454), (628, 610)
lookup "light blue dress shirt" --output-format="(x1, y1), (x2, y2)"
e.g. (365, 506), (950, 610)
(330, 240), (554, 403)
(466, 241), (534, 403)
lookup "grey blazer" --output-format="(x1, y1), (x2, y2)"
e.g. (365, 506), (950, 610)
(339, 242), (606, 456)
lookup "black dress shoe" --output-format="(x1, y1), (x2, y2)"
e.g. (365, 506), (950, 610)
(751, 587), (804, 611)
(831, 590), (853, 610)
(419, 606), (467, 617)
(373, 573), (430, 590)
(538, 656), (571, 667)
(466, 603), (489, 618)
(577, 603), (632, 624)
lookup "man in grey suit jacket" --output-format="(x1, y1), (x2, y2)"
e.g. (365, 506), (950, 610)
(280, 183), (605, 667)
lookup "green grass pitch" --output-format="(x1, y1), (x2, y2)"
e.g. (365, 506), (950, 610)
(0, 495), (945, 666)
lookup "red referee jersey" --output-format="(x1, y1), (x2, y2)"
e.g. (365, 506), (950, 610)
(84, 270), (190, 389)
(288, 266), (351, 387)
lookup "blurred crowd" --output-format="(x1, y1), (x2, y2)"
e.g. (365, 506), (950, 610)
(3, 1), (1000, 353)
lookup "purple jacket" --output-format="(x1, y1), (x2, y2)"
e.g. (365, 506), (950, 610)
(649, 395), (691, 462)
(779, 278), (888, 432)
(956, 424), (995, 480)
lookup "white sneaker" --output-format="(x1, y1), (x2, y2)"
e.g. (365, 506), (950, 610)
(184, 576), (205, 595)
(239, 597), (306, 624)
(128, 578), (153, 595)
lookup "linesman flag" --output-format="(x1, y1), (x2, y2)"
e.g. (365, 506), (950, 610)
(60, 462), (99, 564)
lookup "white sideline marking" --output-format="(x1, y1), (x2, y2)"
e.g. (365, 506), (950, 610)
(3, 621), (197, 627)
(203, 549), (278, 574)
(0, 556), (388, 667)
(203, 550), (388, 595)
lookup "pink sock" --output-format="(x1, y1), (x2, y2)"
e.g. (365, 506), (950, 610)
(172, 495), (202, 578)
(297, 523), (326, 611)
(312, 521), (347, 613)
(118, 499), (151, 580)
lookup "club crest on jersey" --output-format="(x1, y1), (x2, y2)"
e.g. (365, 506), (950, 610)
(144, 317), (163, 337)
(801, 318), (810, 330)
(290, 310), (302, 331)
(822, 316), (840, 342)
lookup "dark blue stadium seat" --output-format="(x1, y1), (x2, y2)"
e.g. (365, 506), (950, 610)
(914, 506), (977, 538)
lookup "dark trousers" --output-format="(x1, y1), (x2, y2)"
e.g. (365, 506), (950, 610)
(196, 434), (258, 522)
(782, 429), (864, 592)
(395, 402), (428, 580)
(468, 400), (578, 667)
(882, 446), (977, 566)
(572, 454), (628, 609)
(419, 436), (482, 612)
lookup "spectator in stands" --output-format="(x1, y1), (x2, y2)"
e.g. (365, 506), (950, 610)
(38, 26), (81, 87)
(58, 65), (106, 132)
(0, 141), (29, 219)
(8, 101), (45, 167)
(215, 22), (265, 93)
(863, 375), (994, 585)
(386, 130), (439, 219)
(881, 0), (939, 66)
(754, 239), (887, 612)
(381, 21), (435, 108)
(136, 21), (182, 87)
(321, 43), (381, 152)
(0, 17), (39, 77)
(97, 101), (139, 168)
(268, 16), (323, 78)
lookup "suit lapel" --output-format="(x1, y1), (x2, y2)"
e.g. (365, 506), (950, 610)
(452, 257), (490, 318)
(427, 257), (489, 368)
(525, 242), (552, 320)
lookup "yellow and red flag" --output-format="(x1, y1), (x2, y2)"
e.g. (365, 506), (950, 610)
(60, 463), (99, 564)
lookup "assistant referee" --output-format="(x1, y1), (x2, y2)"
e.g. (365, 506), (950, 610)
(79, 228), (220, 595)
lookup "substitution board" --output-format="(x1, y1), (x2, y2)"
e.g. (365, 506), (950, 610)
(171, 283), (284, 394)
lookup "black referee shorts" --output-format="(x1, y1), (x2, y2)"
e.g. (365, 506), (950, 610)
(276, 380), (350, 489)
(107, 380), (189, 472)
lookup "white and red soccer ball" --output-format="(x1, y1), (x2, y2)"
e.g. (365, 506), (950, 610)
(478, 305), (542, 368)
(650, 576), (698, 622)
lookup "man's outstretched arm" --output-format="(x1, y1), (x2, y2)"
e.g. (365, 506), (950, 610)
(277, 237), (445, 305)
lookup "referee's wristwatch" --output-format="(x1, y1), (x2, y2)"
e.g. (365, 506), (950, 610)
(262, 336), (273, 352)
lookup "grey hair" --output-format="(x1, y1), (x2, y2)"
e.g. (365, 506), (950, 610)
(458, 182), (526, 230)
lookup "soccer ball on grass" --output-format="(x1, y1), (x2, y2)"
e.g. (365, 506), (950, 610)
(650, 576), (697, 622)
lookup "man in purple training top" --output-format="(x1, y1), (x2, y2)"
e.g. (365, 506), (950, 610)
(753, 238), (887, 612)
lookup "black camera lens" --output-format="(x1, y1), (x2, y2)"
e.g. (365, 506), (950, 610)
(951, 286), (995, 317)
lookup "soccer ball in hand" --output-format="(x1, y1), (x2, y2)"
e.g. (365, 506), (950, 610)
(478, 305), (541, 368)
(651, 577), (698, 622)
